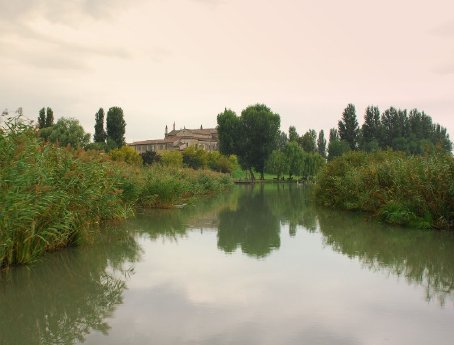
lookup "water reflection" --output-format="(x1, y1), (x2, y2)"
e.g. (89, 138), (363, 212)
(2, 184), (454, 345)
(317, 208), (454, 305)
(0, 229), (141, 345)
(217, 185), (280, 258)
(129, 183), (454, 304)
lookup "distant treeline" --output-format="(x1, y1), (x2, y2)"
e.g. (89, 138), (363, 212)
(316, 104), (454, 230)
(327, 104), (452, 160)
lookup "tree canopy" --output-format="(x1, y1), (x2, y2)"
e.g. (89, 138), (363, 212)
(217, 104), (280, 179)
(106, 107), (126, 149)
(94, 108), (107, 143)
(338, 104), (359, 150)
(38, 107), (53, 129)
(39, 117), (90, 149)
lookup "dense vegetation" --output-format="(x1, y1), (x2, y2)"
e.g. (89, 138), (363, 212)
(217, 104), (326, 180)
(316, 151), (454, 230)
(217, 104), (281, 179)
(327, 104), (452, 160)
(0, 117), (232, 268)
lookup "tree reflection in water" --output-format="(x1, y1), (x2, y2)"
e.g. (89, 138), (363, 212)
(2, 184), (454, 345)
(0, 229), (141, 345)
(217, 185), (280, 258)
(316, 207), (454, 306)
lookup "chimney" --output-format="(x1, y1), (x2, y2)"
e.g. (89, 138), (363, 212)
(165, 124), (168, 136)
(173, 122), (175, 131)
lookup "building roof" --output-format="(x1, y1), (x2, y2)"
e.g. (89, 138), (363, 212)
(128, 138), (175, 146)
(128, 127), (217, 147)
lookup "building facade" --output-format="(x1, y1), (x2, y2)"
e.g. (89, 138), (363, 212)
(128, 124), (218, 154)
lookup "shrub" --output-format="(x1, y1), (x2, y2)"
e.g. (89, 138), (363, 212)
(160, 150), (183, 168)
(316, 151), (454, 229)
(109, 146), (143, 165)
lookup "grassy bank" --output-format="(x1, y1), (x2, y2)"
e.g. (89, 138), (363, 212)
(0, 120), (232, 268)
(316, 151), (454, 230)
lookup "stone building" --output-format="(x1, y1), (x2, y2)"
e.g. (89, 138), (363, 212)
(128, 124), (218, 154)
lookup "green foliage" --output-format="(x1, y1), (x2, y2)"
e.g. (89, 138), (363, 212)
(160, 150), (183, 168)
(38, 108), (46, 129)
(217, 104), (281, 179)
(329, 128), (339, 142)
(141, 150), (160, 165)
(316, 151), (454, 230)
(217, 108), (240, 155)
(330, 104), (453, 158)
(109, 146), (143, 166)
(317, 130), (326, 158)
(207, 151), (237, 173)
(265, 150), (288, 179)
(182, 146), (208, 169)
(106, 107), (126, 149)
(0, 117), (232, 268)
(299, 129), (317, 152)
(361, 106), (381, 149)
(288, 126), (299, 142)
(301, 151), (325, 179)
(39, 117), (90, 149)
(277, 130), (288, 150)
(327, 139), (350, 161)
(94, 108), (107, 143)
(138, 165), (233, 208)
(85, 142), (108, 152)
(45, 107), (54, 127)
(284, 141), (304, 178)
(338, 103), (359, 150)
(0, 120), (132, 267)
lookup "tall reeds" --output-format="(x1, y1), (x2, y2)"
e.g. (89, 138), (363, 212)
(0, 118), (232, 268)
(316, 151), (454, 230)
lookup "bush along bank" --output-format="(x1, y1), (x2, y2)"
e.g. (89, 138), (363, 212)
(316, 151), (454, 230)
(0, 120), (232, 268)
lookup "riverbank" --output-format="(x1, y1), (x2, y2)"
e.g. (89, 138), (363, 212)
(0, 123), (232, 268)
(316, 151), (454, 230)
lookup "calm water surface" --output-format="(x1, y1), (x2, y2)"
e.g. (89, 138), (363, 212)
(2, 184), (454, 345)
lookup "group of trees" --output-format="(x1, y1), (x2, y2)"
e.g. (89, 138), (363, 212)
(217, 104), (327, 180)
(327, 104), (452, 160)
(36, 106), (126, 150)
(217, 104), (281, 179)
(265, 127), (326, 180)
(93, 107), (126, 149)
(37, 107), (54, 129)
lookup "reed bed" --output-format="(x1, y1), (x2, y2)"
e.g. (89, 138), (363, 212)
(316, 151), (454, 230)
(0, 120), (232, 268)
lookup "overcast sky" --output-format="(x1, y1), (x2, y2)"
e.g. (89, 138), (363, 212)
(1, 0), (453, 142)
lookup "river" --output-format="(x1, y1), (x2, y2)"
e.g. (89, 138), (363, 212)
(1, 184), (454, 345)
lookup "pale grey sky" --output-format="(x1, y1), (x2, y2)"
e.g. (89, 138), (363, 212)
(1, 0), (453, 142)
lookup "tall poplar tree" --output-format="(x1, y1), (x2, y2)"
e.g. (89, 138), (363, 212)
(338, 103), (359, 150)
(106, 107), (126, 148)
(38, 108), (46, 129)
(45, 107), (54, 127)
(362, 106), (381, 143)
(94, 108), (107, 143)
(317, 130), (327, 158)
